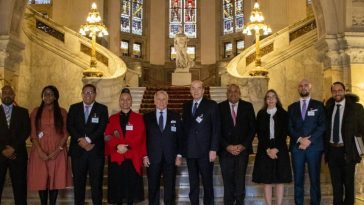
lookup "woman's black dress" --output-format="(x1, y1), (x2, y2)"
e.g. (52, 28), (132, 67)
(252, 107), (292, 184)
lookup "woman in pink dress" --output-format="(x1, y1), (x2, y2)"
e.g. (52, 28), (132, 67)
(28, 85), (71, 205)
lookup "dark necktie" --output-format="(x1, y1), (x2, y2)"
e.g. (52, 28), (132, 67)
(158, 111), (164, 132)
(333, 104), (341, 143)
(192, 102), (198, 116)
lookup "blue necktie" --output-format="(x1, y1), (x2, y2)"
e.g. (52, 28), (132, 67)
(192, 102), (198, 116)
(158, 111), (164, 132)
(333, 104), (341, 143)
(84, 105), (90, 122)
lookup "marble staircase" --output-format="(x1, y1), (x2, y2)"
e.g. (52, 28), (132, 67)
(1, 154), (339, 205)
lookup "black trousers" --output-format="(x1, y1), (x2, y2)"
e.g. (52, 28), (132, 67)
(71, 152), (105, 205)
(187, 157), (214, 205)
(219, 152), (249, 205)
(0, 156), (27, 205)
(147, 158), (176, 205)
(328, 146), (355, 205)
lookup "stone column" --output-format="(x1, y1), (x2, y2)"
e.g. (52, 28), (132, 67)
(105, 0), (121, 56)
(0, 35), (25, 88)
(317, 35), (347, 100)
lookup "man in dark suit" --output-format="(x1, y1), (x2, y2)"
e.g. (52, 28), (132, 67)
(67, 84), (108, 205)
(0, 85), (30, 205)
(143, 90), (183, 205)
(325, 81), (364, 205)
(182, 80), (220, 205)
(288, 79), (326, 205)
(218, 84), (255, 205)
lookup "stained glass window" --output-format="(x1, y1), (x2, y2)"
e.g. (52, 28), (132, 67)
(121, 0), (143, 35)
(223, 0), (244, 34)
(169, 0), (197, 38)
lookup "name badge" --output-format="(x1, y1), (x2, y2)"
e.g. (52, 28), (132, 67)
(196, 114), (203, 123)
(126, 125), (133, 131)
(38, 131), (44, 139)
(171, 126), (176, 132)
(307, 111), (315, 116)
(91, 117), (99, 123)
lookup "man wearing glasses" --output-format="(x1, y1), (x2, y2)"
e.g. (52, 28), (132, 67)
(67, 84), (108, 205)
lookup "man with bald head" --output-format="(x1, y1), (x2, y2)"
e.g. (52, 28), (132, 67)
(182, 80), (220, 205)
(0, 85), (30, 205)
(288, 79), (326, 205)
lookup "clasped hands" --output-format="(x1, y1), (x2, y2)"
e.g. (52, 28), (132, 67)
(298, 136), (311, 150)
(2, 145), (16, 160)
(78, 137), (94, 151)
(266, 148), (279, 159)
(37, 145), (63, 161)
(226, 144), (245, 156)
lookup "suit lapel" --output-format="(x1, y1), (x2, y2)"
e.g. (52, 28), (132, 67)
(0, 106), (8, 129)
(79, 103), (86, 125)
(295, 102), (304, 121)
(186, 101), (193, 119)
(226, 101), (234, 127)
(165, 110), (172, 132)
(151, 110), (161, 131)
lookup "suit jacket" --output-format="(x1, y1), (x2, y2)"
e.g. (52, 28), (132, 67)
(288, 99), (326, 151)
(182, 98), (220, 158)
(105, 111), (146, 175)
(67, 101), (108, 157)
(144, 109), (182, 164)
(325, 94), (364, 163)
(218, 99), (255, 156)
(0, 105), (30, 162)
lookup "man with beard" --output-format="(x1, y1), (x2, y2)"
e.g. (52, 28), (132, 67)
(288, 79), (326, 205)
(0, 85), (30, 205)
(324, 82), (364, 205)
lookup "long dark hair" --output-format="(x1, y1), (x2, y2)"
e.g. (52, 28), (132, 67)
(35, 85), (64, 134)
(261, 89), (283, 110)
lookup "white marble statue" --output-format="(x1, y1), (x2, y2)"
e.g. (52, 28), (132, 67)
(174, 26), (194, 71)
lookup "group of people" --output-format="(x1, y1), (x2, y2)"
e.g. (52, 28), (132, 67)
(0, 78), (363, 205)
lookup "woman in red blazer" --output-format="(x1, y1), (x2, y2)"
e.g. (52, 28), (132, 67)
(104, 88), (146, 205)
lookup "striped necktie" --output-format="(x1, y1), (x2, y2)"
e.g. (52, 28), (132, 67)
(4, 106), (11, 127)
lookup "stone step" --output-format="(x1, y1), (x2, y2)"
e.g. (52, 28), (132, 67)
(0, 195), (342, 205)
(2, 183), (333, 199)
